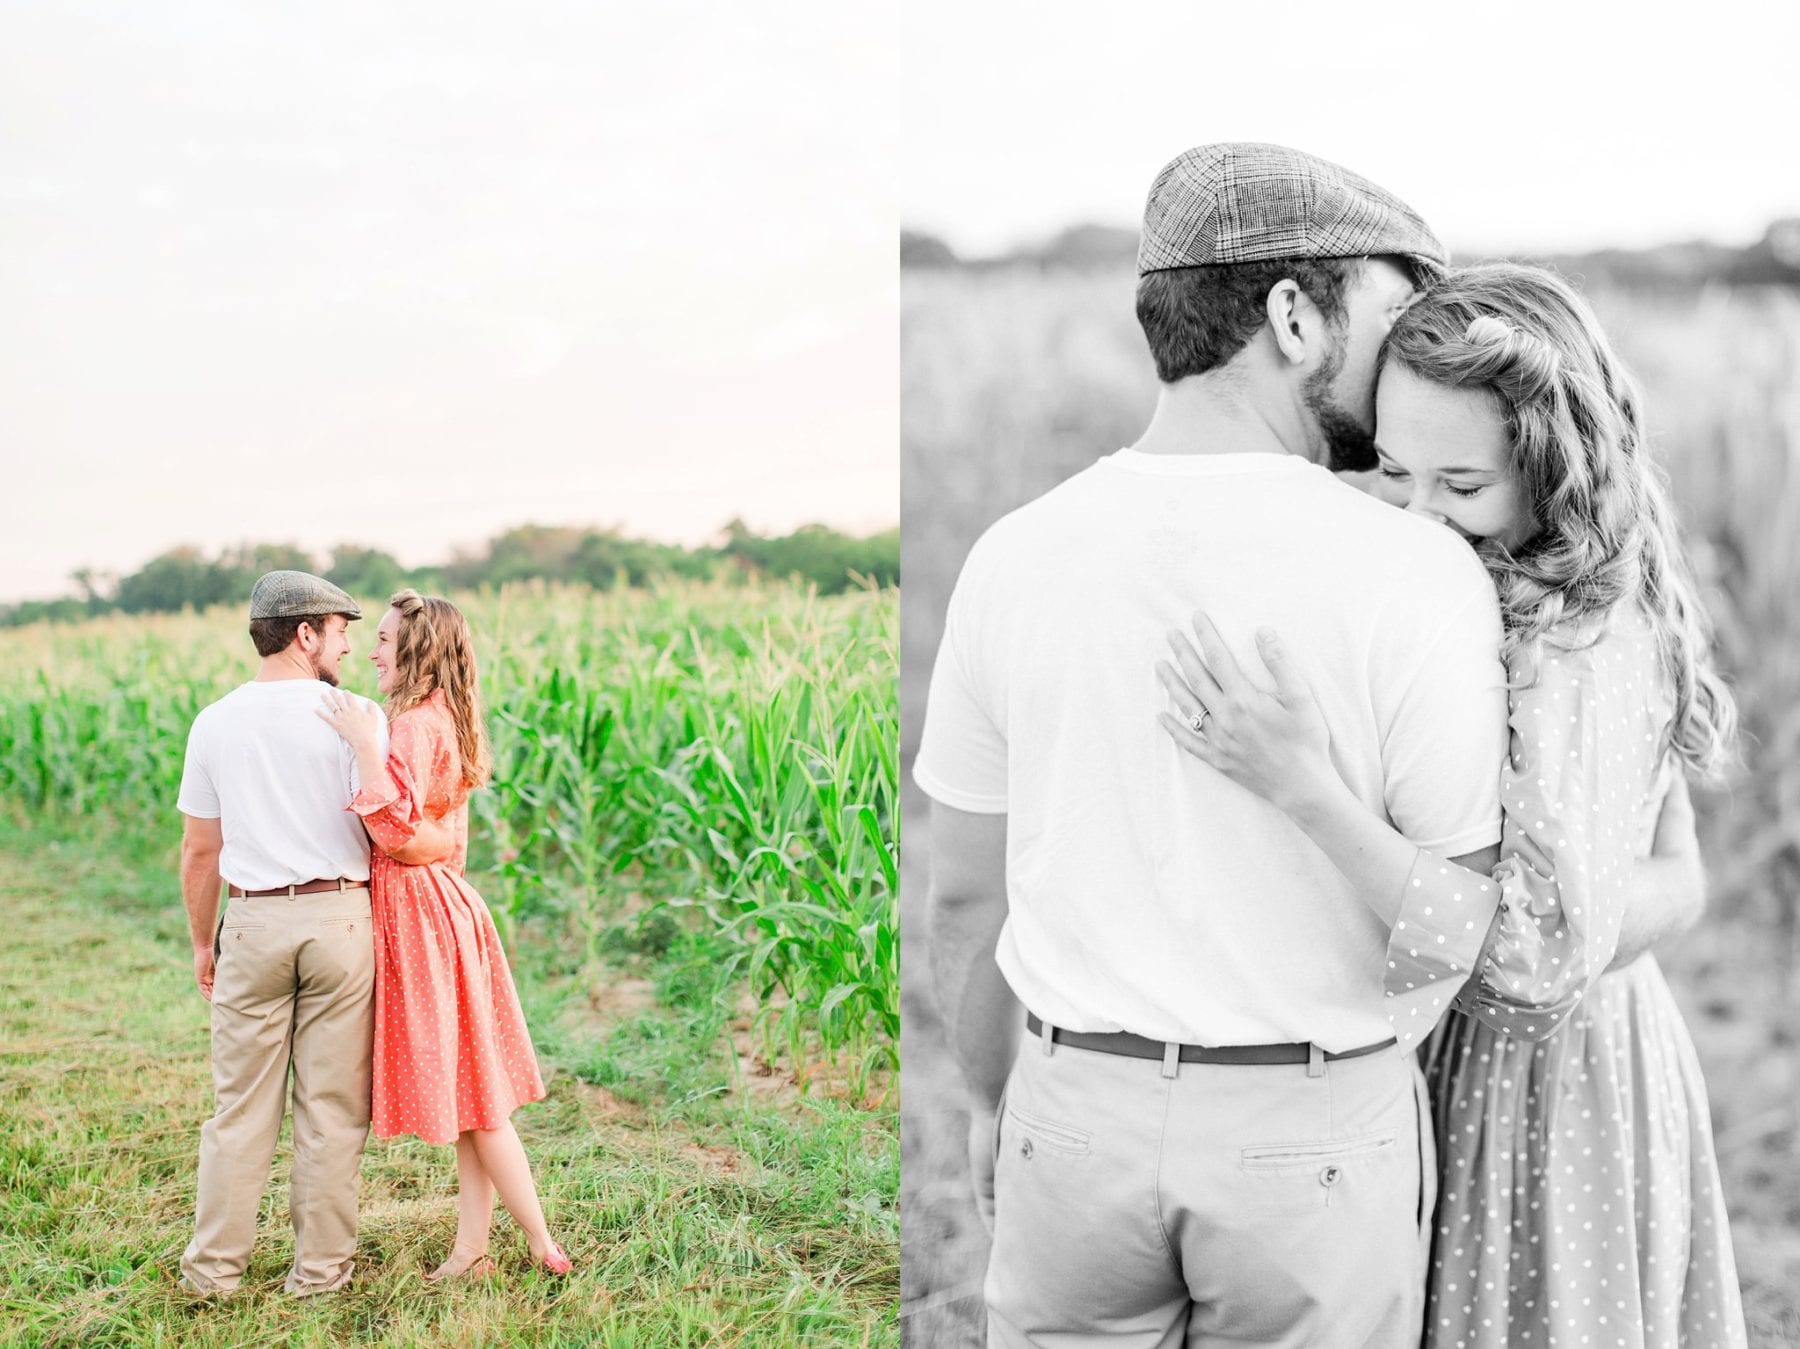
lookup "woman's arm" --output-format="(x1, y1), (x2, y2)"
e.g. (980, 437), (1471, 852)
(1155, 615), (1496, 924)
(318, 693), (440, 858)
(383, 817), (456, 866)
(1158, 612), (1625, 1044)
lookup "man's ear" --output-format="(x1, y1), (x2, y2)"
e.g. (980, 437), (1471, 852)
(294, 620), (321, 652)
(1264, 279), (1312, 367)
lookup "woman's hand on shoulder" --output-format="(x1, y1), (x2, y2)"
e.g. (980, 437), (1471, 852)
(316, 688), (385, 753)
(1155, 612), (1337, 814)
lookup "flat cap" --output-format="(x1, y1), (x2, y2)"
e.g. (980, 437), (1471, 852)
(1138, 142), (1446, 278)
(249, 570), (362, 621)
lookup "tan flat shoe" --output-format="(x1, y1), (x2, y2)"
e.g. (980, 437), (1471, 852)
(425, 1246), (498, 1282)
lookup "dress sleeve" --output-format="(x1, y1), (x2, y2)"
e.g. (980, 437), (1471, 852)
(1384, 640), (1629, 1046)
(348, 709), (434, 854)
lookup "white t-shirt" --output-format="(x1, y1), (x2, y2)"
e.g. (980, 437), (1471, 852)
(914, 449), (1509, 1048)
(177, 680), (390, 891)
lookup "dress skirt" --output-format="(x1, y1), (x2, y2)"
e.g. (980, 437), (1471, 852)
(368, 855), (544, 1145)
(1420, 956), (1746, 1348)
(351, 690), (545, 1145)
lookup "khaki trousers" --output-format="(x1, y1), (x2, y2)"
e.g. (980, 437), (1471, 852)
(180, 886), (375, 1296)
(985, 1028), (1434, 1348)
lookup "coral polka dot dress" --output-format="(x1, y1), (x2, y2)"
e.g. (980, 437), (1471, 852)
(349, 689), (544, 1145)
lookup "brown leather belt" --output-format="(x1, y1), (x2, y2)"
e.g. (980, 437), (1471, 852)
(227, 877), (367, 898)
(1025, 1013), (1396, 1066)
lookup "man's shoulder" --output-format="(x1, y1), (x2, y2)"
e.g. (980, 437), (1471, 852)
(955, 462), (1117, 573)
(194, 681), (372, 731)
(980, 464), (1107, 533)
(1321, 486), (1497, 599)
(189, 683), (250, 731)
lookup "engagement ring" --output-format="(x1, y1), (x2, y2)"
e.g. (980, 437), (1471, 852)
(1190, 710), (1209, 735)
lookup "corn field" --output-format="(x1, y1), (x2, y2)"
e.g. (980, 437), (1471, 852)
(0, 577), (899, 1083)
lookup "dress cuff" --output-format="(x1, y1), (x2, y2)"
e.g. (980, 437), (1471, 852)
(349, 779), (400, 818)
(1447, 857), (1585, 1041)
(1382, 848), (1503, 1052)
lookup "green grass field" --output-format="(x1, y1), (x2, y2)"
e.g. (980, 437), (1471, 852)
(0, 577), (899, 1346)
(898, 265), (1800, 1346)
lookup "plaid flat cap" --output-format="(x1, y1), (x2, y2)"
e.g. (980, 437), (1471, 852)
(249, 570), (362, 620)
(1138, 143), (1446, 278)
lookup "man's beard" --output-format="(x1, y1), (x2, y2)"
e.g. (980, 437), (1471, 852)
(1302, 330), (1378, 473)
(312, 656), (340, 687)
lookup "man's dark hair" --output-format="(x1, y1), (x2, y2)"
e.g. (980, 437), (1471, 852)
(1136, 253), (1433, 385)
(1135, 257), (1362, 384)
(249, 613), (332, 658)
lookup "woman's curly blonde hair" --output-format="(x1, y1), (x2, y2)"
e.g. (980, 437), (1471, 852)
(384, 588), (492, 790)
(1380, 262), (1735, 775)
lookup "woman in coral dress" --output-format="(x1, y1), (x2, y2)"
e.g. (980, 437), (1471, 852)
(1157, 264), (1744, 1346)
(319, 588), (570, 1279)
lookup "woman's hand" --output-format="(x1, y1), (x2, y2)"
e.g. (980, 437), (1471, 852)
(1155, 611), (1337, 814)
(316, 688), (386, 754)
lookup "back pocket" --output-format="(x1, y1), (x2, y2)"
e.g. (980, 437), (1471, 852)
(1005, 1101), (1092, 1157)
(1240, 1131), (1396, 1171)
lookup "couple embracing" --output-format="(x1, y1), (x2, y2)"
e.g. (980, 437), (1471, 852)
(176, 572), (569, 1296)
(918, 144), (1746, 1346)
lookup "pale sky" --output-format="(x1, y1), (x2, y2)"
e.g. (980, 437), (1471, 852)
(1, 0), (897, 603)
(905, 0), (1800, 258)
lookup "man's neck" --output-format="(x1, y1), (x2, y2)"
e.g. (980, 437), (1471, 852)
(1128, 366), (1321, 462)
(255, 650), (319, 683)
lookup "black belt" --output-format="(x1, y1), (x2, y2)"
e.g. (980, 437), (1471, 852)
(1025, 1014), (1396, 1066)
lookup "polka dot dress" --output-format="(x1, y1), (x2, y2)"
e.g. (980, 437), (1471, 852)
(1390, 605), (1746, 1347)
(350, 690), (545, 1146)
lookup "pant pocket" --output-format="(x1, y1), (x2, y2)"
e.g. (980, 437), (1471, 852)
(211, 924), (271, 1010)
(306, 913), (375, 993)
(1240, 1131), (1400, 1210)
(1004, 1099), (1093, 1158)
(1239, 1131), (1397, 1171)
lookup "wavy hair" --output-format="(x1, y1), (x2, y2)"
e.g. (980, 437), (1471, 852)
(384, 589), (492, 790)
(1379, 262), (1735, 774)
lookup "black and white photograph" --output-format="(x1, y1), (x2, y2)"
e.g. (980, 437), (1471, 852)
(901, 3), (1800, 1346)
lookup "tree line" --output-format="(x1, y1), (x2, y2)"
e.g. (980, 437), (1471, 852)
(901, 219), (1800, 288)
(1, 521), (899, 628)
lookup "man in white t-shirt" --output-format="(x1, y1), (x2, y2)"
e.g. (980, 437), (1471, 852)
(176, 570), (446, 1298)
(915, 145), (1510, 1346)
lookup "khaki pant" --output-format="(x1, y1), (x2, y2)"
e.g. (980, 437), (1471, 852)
(180, 886), (375, 1296)
(985, 1028), (1434, 1348)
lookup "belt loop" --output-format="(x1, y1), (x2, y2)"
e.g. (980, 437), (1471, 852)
(1307, 1043), (1325, 1078)
(1040, 1018), (1056, 1056)
(1161, 1040), (1180, 1079)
